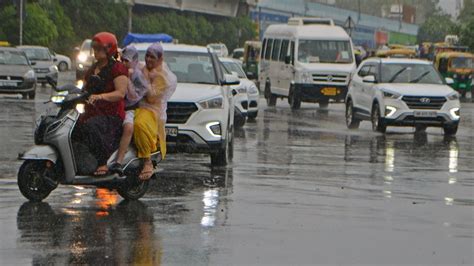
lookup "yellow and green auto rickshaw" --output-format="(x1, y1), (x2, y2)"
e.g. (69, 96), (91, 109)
(375, 48), (416, 59)
(0, 41), (10, 47)
(242, 41), (261, 84)
(435, 51), (474, 97)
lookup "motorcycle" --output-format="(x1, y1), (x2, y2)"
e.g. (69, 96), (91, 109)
(17, 76), (161, 202)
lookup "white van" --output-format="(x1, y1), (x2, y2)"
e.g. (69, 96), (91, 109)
(259, 17), (356, 109)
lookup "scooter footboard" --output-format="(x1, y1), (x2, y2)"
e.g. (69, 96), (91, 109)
(19, 145), (58, 163)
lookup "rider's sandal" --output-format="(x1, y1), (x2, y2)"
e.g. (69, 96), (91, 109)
(139, 164), (154, 181)
(94, 166), (109, 176)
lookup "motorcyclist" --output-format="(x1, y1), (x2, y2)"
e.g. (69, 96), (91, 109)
(75, 32), (128, 176)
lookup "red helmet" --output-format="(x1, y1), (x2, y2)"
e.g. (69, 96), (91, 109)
(92, 32), (118, 57)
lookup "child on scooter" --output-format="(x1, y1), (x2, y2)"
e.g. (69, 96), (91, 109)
(110, 45), (150, 174)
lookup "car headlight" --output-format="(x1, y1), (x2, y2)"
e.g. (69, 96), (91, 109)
(248, 84), (258, 94)
(447, 92), (460, 101)
(49, 65), (58, 73)
(77, 52), (87, 63)
(382, 90), (401, 99)
(199, 96), (224, 109)
(24, 70), (35, 79)
(300, 72), (313, 83)
(237, 87), (247, 94)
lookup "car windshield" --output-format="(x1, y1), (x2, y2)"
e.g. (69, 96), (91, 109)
(0, 50), (29, 65)
(222, 61), (246, 78)
(451, 57), (474, 69)
(298, 40), (353, 64)
(22, 48), (51, 61)
(380, 63), (444, 84)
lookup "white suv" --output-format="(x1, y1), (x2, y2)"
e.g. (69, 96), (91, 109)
(346, 58), (461, 135)
(135, 43), (238, 166)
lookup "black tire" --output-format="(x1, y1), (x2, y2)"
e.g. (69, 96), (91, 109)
(264, 82), (277, 107)
(28, 90), (35, 100)
(58, 62), (68, 72)
(211, 125), (234, 166)
(443, 124), (458, 136)
(371, 103), (386, 133)
(247, 111), (258, 121)
(21, 93), (28, 100)
(116, 176), (150, 200)
(289, 86), (301, 110)
(415, 124), (427, 132)
(345, 100), (360, 129)
(319, 99), (329, 108)
(17, 160), (55, 202)
(234, 108), (246, 129)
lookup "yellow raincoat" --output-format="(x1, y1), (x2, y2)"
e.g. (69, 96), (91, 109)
(134, 63), (177, 159)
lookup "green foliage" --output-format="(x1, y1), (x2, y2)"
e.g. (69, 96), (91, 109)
(39, 0), (74, 54)
(0, 3), (58, 47)
(133, 10), (257, 51)
(417, 13), (456, 43)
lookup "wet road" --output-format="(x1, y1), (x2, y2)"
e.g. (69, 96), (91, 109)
(0, 72), (473, 265)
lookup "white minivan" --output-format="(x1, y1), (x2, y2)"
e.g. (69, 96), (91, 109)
(259, 17), (356, 109)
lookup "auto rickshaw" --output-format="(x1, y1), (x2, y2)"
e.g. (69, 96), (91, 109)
(375, 48), (416, 59)
(242, 41), (261, 84)
(0, 41), (10, 47)
(435, 51), (474, 97)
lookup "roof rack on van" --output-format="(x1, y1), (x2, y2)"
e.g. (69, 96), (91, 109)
(288, 17), (335, 26)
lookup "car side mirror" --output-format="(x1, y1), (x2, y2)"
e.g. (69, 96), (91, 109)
(285, 55), (291, 64)
(362, 75), (376, 83)
(223, 74), (240, 86)
(445, 77), (454, 85)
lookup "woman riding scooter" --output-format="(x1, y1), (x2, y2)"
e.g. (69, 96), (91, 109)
(76, 32), (128, 176)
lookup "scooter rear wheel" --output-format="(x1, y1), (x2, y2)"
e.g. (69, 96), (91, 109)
(18, 160), (56, 202)
(117, 176), (150, 200)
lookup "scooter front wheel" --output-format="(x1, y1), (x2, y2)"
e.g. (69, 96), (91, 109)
(117, 176), (149, 200)
(18, 160), (56, 202)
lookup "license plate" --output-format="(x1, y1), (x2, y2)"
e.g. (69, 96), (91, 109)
(165, 127), (178, 137)
(0, 81), (17, 86)
(414, 111), (437, 117)
(321, 87), (338, 96)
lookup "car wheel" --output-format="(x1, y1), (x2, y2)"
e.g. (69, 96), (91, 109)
(17, 160), (56, 202)
(371, 103), (386, 133)
(58, 62), (68, 72)
(22, 93), (28, 100)
(234, 108), (246, 129)
(289, 85), (301, 110)
(443, 124), (458, 136)
(415, 124), (427, 132)
(319, 99), (329, 108)
(264, 82), (277, 107)
(345, 100), (360, 129)
(28, 90), (36, 100)
(210, 124), (233, 166)
(247, 111), (258, 121)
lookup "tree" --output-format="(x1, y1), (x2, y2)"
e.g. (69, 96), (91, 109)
(39, 0), (75, 54)
(417, 13), (456, 43)
(0, 3), (58, 46)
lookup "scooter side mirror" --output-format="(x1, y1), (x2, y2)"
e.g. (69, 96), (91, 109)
(46, 75), (57, 90)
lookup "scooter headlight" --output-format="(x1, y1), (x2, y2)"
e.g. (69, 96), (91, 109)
(76, 80), (84, 90)
(51, 95), (65, 103)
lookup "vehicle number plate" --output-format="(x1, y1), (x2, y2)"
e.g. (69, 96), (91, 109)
(414, 111), (437, 117)
(321, 87), (338, 96)
(165, 127), (178, 137)
(0, 81), (17, 86)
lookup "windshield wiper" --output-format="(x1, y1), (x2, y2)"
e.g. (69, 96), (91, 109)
(409, 71), (431, 83)
(388, 67), (408, 83)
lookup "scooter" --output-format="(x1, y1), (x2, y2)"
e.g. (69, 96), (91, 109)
(17, 77), (161, 202)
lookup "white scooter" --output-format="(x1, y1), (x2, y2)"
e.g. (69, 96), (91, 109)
(18, 77), (161, 202)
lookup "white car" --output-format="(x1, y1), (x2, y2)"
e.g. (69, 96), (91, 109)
(17, 45), (59, 86)
(207, 43), (229, 57)
(135, 43), (238, 166)
(220, 57), (260, 126)
(346, 58), (461, 135)
(52, 52), (71, 72)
